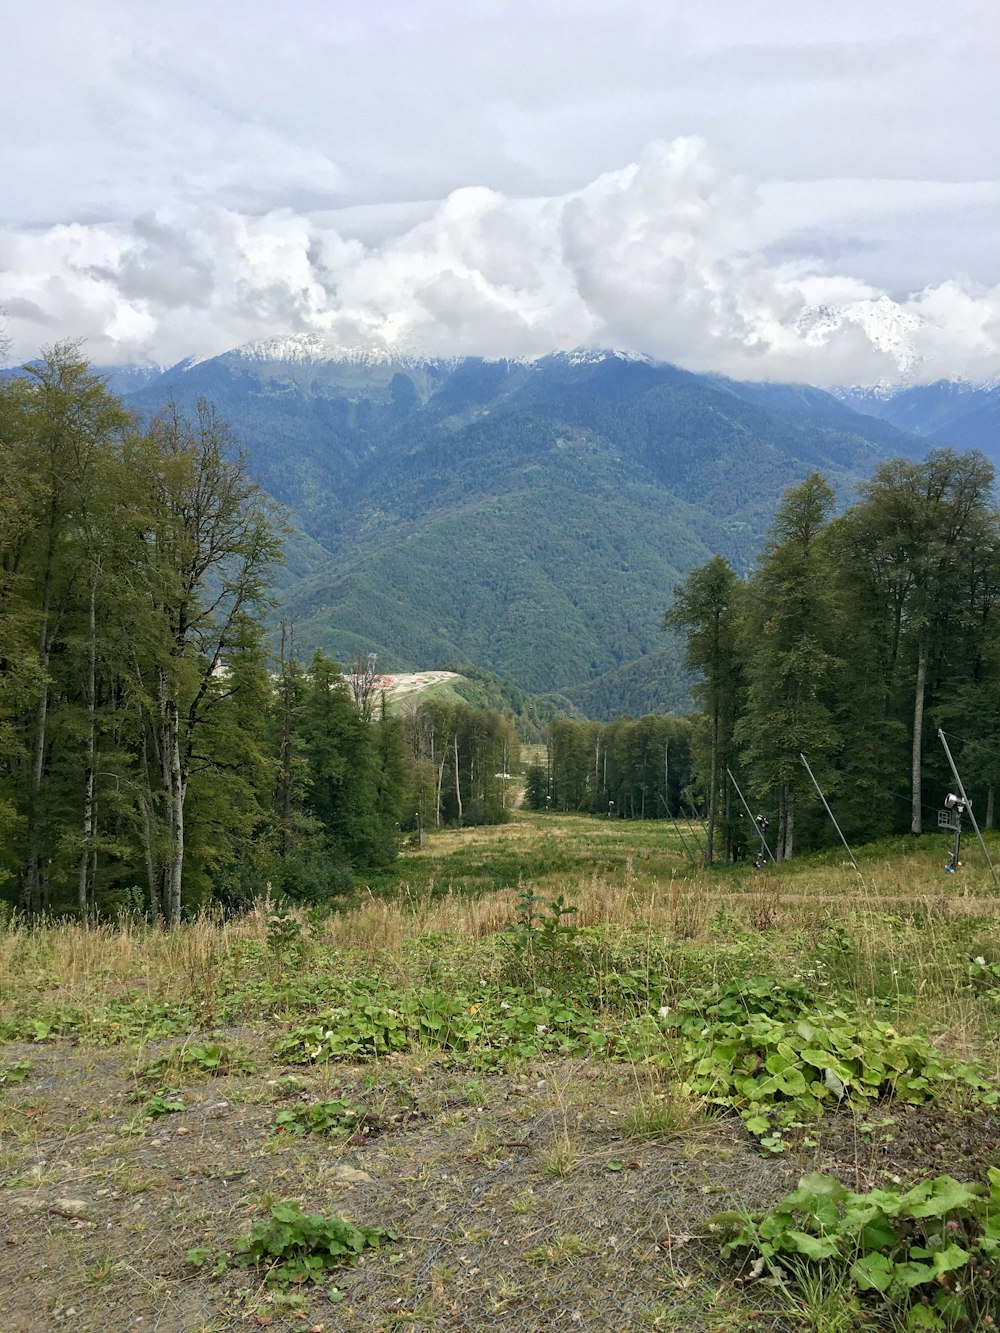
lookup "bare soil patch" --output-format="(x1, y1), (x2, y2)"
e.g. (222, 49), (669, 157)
(3, 1034), (998, 1333)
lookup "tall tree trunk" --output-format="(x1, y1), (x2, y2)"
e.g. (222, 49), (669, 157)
(453, 732), (463, 827)
(777, 785), (787, 862)
(21, 566), (54, 914)
(137, 730), (160, 917)
(784, 788), (795, 860)
(154, 666), (186, 924)
(435, 759), (445, 828)
(77, 569), (98, 921)
(911, 636), (928, 835)
(986, 786), (994, 831)
(165, 696), (185, 925)
(705, 704), (718, 865)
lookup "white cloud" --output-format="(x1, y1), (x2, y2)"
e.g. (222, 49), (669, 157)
(2, 138), (998, 385)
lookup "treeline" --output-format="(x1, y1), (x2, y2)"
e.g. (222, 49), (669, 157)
(400, 698), (520, 830)
(666, 453), (1000, 861)
(0, 347), (516, 920)
(525, 715), (694, 820)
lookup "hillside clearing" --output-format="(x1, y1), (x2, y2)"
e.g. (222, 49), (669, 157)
(2, 813), (999, 1331)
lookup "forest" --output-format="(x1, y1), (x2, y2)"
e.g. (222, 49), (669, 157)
(0, 348), (527, 921)
(664, 458), (1000, 862)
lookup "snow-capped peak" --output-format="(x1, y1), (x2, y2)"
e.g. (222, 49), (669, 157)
(797, 294), (923, 386)
(555, 347), (655, 367)
(229, 333), (460, 369)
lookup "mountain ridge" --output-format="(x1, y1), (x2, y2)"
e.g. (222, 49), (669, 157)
(115, 343), (948, 717)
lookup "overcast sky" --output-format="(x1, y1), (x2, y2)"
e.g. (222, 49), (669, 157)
(2, 0), (998, 383)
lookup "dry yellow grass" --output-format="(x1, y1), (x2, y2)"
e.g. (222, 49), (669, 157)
(1, 813), (998, 1048)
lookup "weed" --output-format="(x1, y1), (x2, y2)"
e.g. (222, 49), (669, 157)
(538, 1128), (580, 1177)
(273, 1097), (376, 1138)
(84, 1255), (126, 1284)
(188, 1201), (394, 1291)
(664, 979), (996, 1152)
(526, 1232), (592, 1264)
(624, 1091), (703, 1140)
(713, 1169), (1000, 1330)
(137, 1040), (255, 1083)
(132, 1087), (186, 1118)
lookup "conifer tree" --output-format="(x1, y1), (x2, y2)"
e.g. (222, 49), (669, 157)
(736, 474), (840, 860)
(846, 449), (997, 833)
(664, 555), (742, 862)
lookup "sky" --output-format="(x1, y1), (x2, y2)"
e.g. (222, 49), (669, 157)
(1, 0), (999, 384)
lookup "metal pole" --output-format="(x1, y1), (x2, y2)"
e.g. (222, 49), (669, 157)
(799, 753), (861, 874)
(726, 768), (776, 863)
(661, 795), (696, 864)
(937, 729), (998, 886)
(683, 809), (707, 856)
(687, 799), (710, 841)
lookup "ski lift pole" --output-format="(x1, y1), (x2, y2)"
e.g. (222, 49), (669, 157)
(799, 753), (861, 875)
(663, 803), (697, 865)
(682, 809), (707, 856)
(937, 729), (998, 887)
(686, 799), (710, 843)
(686, 798), (708, 834)
(726, 768), (776, 863)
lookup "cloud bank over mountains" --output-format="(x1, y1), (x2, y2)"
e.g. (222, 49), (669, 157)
(4, 137), (999, 386)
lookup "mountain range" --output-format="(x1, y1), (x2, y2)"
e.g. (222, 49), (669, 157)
(39, 334), (1000, 718)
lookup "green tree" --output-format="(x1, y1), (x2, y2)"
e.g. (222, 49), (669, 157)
(129, 401), (281, 923)
(845, 450), (998, 833)
(736, 474), (840, 860)
(0, 345), (132, 910)
(664, 555), (742, 862)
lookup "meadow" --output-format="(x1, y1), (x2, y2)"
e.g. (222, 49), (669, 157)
(1, 813), (999, 1332)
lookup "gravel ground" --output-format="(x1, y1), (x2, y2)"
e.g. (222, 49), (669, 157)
(2, 1035), (997, 1333)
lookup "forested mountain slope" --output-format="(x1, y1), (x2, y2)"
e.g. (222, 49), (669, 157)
(123, 343), (928, 715)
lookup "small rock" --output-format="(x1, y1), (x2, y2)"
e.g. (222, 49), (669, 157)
(330, 1166), (373, 1185)
(176, 1127), (190, 1137)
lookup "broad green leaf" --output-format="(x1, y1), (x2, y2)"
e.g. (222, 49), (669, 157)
(931, 1241), (970, 1276)
(890, 1259), (936, 1291)
(784, 1174), (850, 1208)
(851, 1251), (893, 1292)
(783, 1229), (840, 1260)
(904, 1304), (943, 1330)
(906, 1177), (981, 1219)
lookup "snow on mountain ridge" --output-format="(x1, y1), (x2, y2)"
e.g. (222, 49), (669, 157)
(558, 348), (655, 366)
(231, 333), (461, 369)
(184, 336), (657, 374)
(797, 294), (923, 393)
